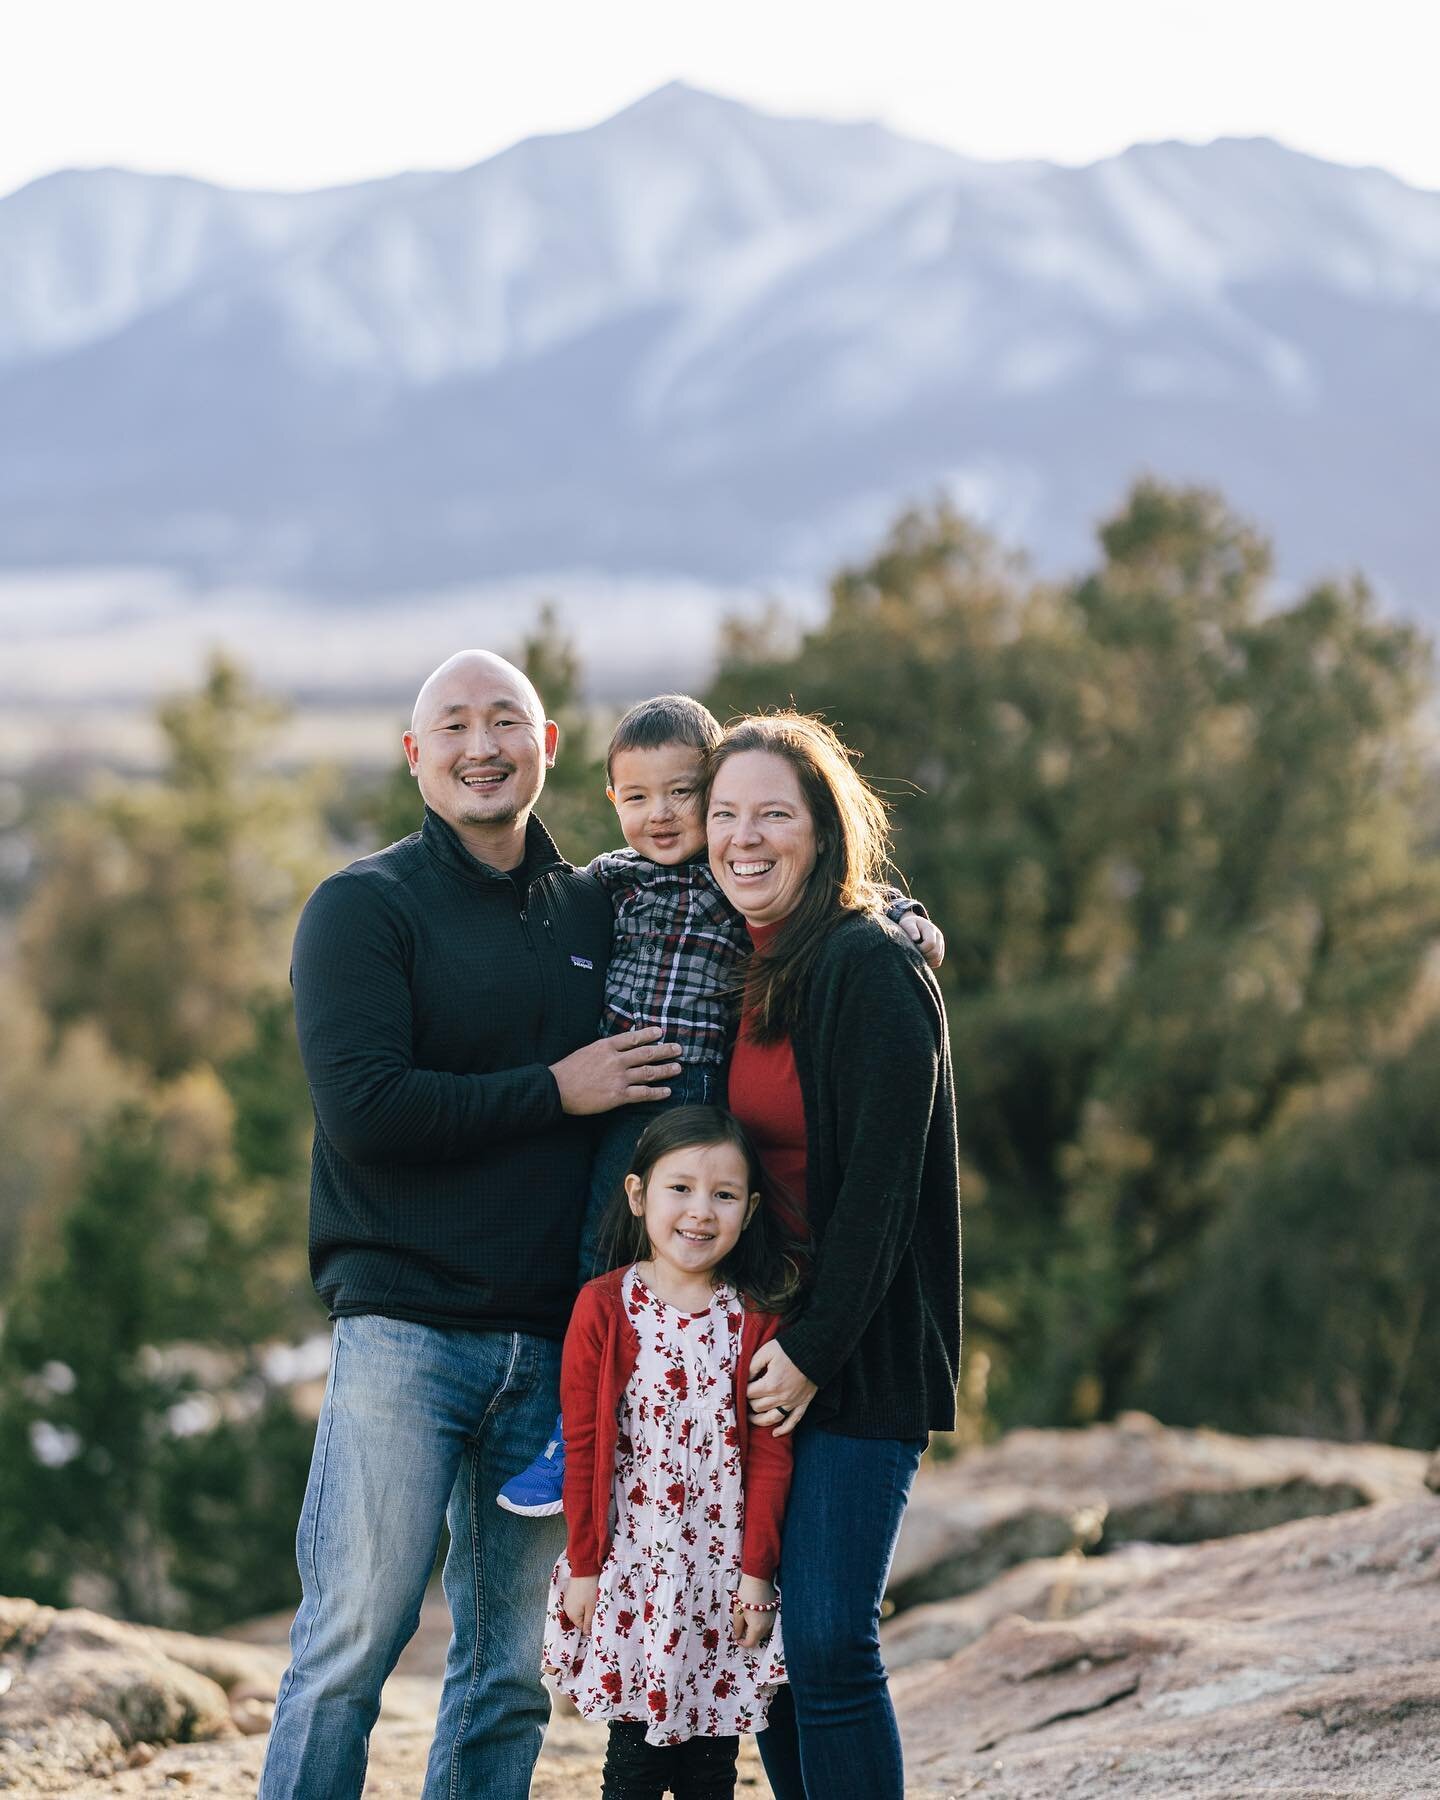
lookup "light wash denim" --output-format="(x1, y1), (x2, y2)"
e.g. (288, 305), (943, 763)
(576, 1063), (724, 1280)
(258, 1313), (565, 1800)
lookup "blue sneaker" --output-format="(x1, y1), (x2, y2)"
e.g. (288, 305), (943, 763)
(497, 1412), (565, 1516)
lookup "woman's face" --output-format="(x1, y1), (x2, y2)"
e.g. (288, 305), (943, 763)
(707, 749), (819, 925)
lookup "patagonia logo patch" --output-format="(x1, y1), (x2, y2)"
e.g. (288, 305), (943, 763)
(570, 954), (594, 970)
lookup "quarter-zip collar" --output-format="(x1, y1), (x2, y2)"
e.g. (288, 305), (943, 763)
(420, 805), (567, 891)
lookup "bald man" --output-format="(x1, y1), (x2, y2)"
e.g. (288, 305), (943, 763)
(259, 652), (682, 1800)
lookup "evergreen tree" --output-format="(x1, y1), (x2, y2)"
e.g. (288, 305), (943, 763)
(20, 657), (329, 1080)
(0, 1099), (309, 1623)
(709, 480), (1440, 1426)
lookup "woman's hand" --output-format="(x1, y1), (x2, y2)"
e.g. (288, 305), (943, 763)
(899, 912), (945, 970)
(561, 1573), (599, 1635)
(731, 1574), (779, 1647)
(746, 1339), (818, 1438)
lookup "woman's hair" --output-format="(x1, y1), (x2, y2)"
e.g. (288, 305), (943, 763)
(702, 712), (894, 1041)
(596, 1105), (803, 1315)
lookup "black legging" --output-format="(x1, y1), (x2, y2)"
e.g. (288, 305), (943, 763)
(601, 1721), (739, 1799)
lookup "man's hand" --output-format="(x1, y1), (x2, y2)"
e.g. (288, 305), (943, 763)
(746, 1339), (818, 1439)
(561, 1573), (599, 1635)
(731, 1573), (779, 1647)
(550, 1026), (682, 1116)
(899, 912), (945, 970)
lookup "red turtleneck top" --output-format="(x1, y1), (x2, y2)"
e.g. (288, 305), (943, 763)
(726, 919), (809, 1244)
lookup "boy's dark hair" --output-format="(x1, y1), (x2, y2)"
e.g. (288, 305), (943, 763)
(595, 1105), (804, 1315)
(606, 694), (723, 785)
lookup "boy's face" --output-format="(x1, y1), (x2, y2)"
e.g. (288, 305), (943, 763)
(607, 743), (706, 864)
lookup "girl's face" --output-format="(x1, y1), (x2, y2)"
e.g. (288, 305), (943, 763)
(626, 1141), (759, 1282)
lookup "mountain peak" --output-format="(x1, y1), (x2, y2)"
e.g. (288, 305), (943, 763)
(607, 79), (751, 126)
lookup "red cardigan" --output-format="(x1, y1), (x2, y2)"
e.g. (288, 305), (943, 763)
(560, 1267), (794, 1581)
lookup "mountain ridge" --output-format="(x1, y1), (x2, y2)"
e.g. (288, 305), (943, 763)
(1, 84), (1437, 609)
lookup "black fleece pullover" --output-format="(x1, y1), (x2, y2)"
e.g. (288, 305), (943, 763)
(291, 808), (613, 1337)
(777, 912), (962, 1440)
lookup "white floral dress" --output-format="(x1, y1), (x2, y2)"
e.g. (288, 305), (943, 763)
(543, 1265), (787, 1746)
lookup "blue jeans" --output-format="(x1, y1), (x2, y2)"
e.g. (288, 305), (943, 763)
(757, 1428), (926, 1800)
(577, 1063), (722, 1280)
(258, 1315), (565, 1800)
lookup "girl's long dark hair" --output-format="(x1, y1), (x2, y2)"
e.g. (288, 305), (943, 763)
(595, 1105), (803, 1316)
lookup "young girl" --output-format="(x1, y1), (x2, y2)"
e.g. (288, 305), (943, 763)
(542, 1105), (799, 1800)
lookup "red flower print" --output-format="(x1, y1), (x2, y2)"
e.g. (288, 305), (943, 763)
(727, 1311), (742, 1332)
(665, 1626), (682, 1653)
(601, 1670), (623, 1700)
(666, 1481), (686, 1508)
(629, 1480), (648, 1505)
(643, 1599), (655, 1623)
(705, 1503), (722, 1523)
(556, 1606), (575, 1632)
(724, 1425), (739, 1447)
(665, 1367), (689, 1397)
(616, 1609), (636, 1636)
(714, 1674), (733, 1698)
(647, 1688), (668, 1720)
(702, 1627), (719, 1651)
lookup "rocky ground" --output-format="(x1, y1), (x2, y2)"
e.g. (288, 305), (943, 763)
(2, 1419), (1435, 1797)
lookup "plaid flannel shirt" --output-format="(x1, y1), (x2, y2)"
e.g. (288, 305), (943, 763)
(589, 848), (743, 1066)
(588, 847), (925, 1068)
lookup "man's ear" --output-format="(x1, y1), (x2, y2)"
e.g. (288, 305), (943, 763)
(543, 719), (560, 768)
(402, 731), (421, 777)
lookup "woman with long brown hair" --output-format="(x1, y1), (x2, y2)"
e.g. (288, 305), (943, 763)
(703, 712), (962, 1800)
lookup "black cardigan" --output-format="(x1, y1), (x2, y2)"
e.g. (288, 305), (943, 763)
(291, 809), (613, 1336)
(777, 912), (962, 1440)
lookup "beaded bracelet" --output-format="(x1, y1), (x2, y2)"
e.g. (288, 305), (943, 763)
(737, 1597), (780, 1614)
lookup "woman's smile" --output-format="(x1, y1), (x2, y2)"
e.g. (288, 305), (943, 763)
(707, 751), (818, 925)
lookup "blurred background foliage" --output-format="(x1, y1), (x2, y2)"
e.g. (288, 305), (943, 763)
(1, 479), (1436, 1630)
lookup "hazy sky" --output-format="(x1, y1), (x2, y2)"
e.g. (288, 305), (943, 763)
(5, 0), (1438, 200)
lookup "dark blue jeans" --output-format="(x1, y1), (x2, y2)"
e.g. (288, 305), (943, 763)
(577, 1063), (723, 1280)
(757, 1427), (926, 1800)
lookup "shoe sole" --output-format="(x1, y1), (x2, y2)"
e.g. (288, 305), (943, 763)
(496, 1495), (564, 1517)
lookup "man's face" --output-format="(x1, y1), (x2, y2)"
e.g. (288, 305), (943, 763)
(404, 662), (556, 837)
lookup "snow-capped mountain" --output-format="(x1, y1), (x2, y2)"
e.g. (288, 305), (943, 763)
(1, 81), (1437, 608)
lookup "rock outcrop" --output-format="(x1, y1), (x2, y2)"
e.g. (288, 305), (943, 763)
(0, 1596), (285, 1790)
(2, 1423), (1435, 1796)
(887, 1412), (1429, 1607)
(892, 1496), (1440, 1798)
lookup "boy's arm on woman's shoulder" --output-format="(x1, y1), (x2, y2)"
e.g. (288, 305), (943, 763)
(880, 884), (927, 922)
